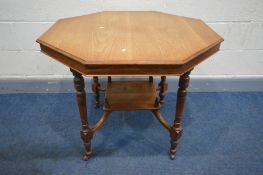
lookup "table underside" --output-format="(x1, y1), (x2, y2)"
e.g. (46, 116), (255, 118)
(70, 69), (192, 160)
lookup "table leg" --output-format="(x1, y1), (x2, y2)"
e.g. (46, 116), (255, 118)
(92, 76), (100, 108)
(158, 76), (167, 105)
(170, 70), (192, 159)
(108, 76), (112, 83)
(70, 69), (93, 160)
(149, 76), (153, 83)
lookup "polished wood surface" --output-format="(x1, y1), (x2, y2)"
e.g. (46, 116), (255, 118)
(37, 11), (223, 76)
(104, 81), (159, 111)
(39, 43), (219, 76)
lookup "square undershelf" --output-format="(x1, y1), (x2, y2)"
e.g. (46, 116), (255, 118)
(103, 81), (160, 111)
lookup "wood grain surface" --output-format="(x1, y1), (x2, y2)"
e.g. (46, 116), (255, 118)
(37, 11), (223, 65)
(37, 11), (223, 76)
(104, 81), (159, 110)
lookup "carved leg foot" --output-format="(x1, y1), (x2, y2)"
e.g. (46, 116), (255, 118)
(170, 140), (177, 160)
(169, 70), (192, 159)
(71, 69), (93, 160)
(81, 129), (93, 160)
(170, 128), (182, 159)
(158, 76), (167, 105)
(92, 76), (100, 108)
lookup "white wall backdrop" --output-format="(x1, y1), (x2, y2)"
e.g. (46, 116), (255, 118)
(0, 0), (262, 82)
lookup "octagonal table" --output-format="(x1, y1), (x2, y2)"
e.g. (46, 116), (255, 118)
(36, 11), (223, 160)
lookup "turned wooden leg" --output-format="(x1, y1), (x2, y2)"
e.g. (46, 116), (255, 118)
(70, 69), (93, 160)
(149, 76), (153, 83)
(170, 70), (192, 160)
(108, 76), (112, 83)
(158, 76), (167, 105)
(92, 76), (100, 108)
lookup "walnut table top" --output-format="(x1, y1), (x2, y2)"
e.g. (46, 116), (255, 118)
(37, 11), (223, 76)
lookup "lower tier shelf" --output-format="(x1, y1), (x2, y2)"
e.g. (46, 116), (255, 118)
(103, 81), (160, 111)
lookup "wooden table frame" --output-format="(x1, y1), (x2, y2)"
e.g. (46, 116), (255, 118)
(70, 68), (192, 160)
(36, 11), (223, 161)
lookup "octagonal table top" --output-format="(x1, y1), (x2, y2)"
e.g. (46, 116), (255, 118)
(37, 11), (223, 76)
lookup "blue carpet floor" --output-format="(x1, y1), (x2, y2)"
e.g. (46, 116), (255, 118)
(0, 92), (262, 175)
